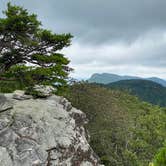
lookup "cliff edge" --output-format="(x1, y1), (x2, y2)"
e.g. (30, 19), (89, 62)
(0, 91), (101, 166)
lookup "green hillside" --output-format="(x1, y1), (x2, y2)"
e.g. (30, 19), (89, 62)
(64, 83), (166, 166)
(106, 79), (166, 107)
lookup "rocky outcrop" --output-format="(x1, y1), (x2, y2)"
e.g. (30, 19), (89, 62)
(0, 91), (101, 166)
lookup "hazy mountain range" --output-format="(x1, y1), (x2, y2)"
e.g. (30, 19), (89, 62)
(88, 73), (166, 87)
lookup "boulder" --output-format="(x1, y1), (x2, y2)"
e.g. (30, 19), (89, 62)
(13, 90), (32, 100)
(26, 85), (56, 98)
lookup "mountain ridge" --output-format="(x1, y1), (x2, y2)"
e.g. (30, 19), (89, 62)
(105, 79), (166, 107)
(88, 73), (166, 87)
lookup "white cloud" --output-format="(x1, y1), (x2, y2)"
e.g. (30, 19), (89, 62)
(62, 30), (166, 79)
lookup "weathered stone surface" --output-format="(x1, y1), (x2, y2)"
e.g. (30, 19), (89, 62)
(32, 85), (56, 97)
(0, 147), (13, 166)
(0, 92), (101, 166)
(13, 90), (32, 100)
(0, 94), (13, 113)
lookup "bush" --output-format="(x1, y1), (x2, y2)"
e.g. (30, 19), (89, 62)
(154, 145), (166, 166)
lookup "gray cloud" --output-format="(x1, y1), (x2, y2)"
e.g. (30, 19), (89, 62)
(63, 32), (166, 66)
(2, 0), (166, 43)
(46, 0), (166, 43)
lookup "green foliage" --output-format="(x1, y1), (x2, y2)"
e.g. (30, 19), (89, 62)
(100, 156), (111, 165)
(0, 3), (72, 92)
(0, 80), (24, 93)
(106, 79), (166, 107)
(154, 144), (166, 166)
(63, 82), (166, 166)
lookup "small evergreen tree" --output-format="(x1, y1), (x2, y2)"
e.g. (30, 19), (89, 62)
(0, 3), (72, 91)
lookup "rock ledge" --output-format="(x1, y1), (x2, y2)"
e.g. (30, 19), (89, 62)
(0, 91), (101, 166)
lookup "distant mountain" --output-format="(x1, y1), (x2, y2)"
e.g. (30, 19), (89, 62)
(105, 79), (166, 107)
(88, 73), (166, 87)
(147, 77), (166, 87)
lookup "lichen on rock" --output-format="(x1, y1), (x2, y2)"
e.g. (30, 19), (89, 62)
(0, 91), (102, 166)
(25, 85), (56, 98)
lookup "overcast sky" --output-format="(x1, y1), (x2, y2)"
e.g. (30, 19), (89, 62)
(0, 0), (166, 79)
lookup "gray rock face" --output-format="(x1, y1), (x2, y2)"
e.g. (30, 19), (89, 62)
(0, 94), (13, 113)
(13, 90), (32, 100)
(0, 92), (101, 166)
(32, 85), (56, 98)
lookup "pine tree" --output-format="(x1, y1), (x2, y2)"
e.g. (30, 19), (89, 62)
(0, 3), (73, 90)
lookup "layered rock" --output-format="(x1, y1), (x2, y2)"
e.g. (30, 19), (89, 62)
(0, 91), (101, 166)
